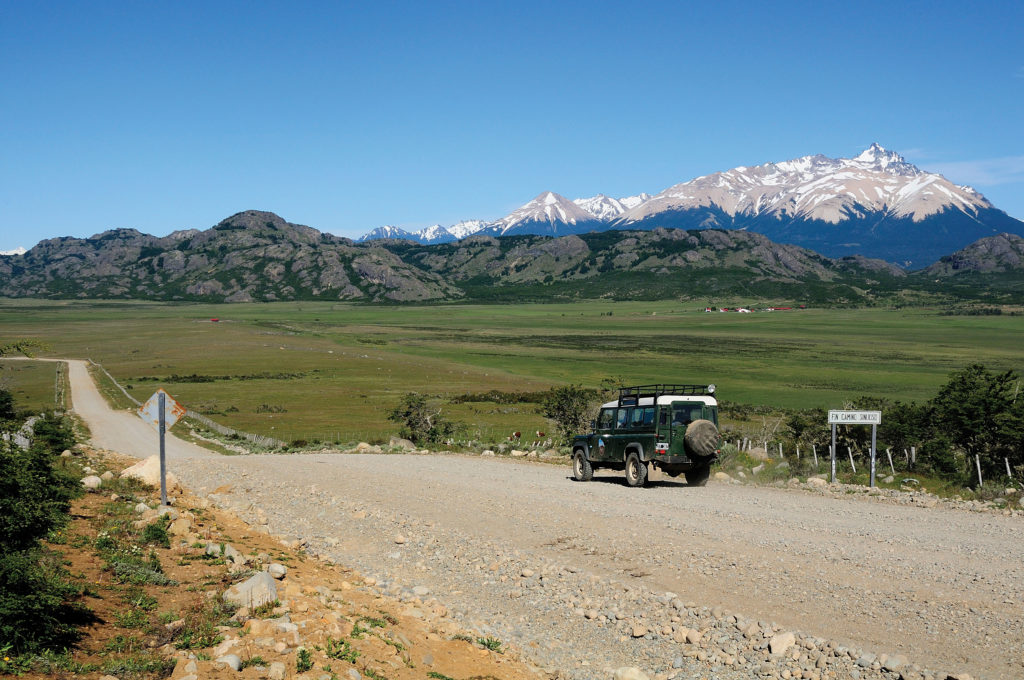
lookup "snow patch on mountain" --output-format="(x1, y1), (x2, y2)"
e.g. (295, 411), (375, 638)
(1, 247), (27, 256)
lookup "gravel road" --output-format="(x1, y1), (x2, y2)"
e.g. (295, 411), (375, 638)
(61, 361), (1023, 679)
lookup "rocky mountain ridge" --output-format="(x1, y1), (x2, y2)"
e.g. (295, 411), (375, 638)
(2, 210), (1022, 304)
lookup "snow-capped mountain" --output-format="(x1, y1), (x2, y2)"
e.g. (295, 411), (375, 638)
(355, 144), (1023, 264)
(357, 225), (417, 242)
(416, 224), (456, 244)
(446, 220), (490, 240)
(617, 143), (983, 226)
(0, 247), (27, 256)
(485, 191), (601, 236)
(610, 143), (1021, 264)
(574, 194), (629, 220)
(574, 193), (653, 220)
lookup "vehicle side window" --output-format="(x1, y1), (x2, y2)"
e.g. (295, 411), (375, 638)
(615, 408), (629, 429)
(642, 407), (655, 425)
(659, 409), (668, 426)
(598, 408), (614, 430)
(630, 408), (646, 427)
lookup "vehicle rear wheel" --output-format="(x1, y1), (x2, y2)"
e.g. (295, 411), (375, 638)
(572, 450), (593, 482)
(685, 462), (712, 487)
(625, 452), (648, 487)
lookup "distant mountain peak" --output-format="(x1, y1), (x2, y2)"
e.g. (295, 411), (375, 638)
(850, 142), (920, 175)
(496, 191), (597, 234)
(0, 246), (27, 256)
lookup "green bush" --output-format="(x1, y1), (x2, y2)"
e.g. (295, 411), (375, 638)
(541, 385), (598, 446)
(0, 439), (82, 552)
(387, 393), (460, 445)
(0, 406), (92, 655)
(0, 545), (93, 654)
(0, 388), (14, 422)
(30, 412), (76, 454)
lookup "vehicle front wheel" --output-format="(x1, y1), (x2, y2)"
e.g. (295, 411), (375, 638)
(685, 462), (712, 487)
(572, 450), (593, 482)
(625, 452), (648, 487)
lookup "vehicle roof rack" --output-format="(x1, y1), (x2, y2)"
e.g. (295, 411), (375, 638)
(617, 384), (715, 406)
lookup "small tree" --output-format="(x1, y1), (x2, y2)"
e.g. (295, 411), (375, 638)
(542, 385), (596, 446)
(930, 364), (1020, 481)
(0, 389), (14, 422)
(387, 393), (457, 446)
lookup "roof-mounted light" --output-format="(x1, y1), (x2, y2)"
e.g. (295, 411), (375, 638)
(707, 384), (716, 394)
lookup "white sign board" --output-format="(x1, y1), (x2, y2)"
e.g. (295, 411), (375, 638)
(137, 389), (186, 429)
(828, 410), (881, 425)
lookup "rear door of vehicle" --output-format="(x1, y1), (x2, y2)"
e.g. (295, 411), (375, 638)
(669, 401), (706, 458)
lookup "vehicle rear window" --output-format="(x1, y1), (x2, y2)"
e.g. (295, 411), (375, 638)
(672, 404), (704, 426)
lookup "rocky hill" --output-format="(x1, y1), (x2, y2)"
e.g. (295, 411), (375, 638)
(2, 209), (1022, 304)
(0, 211), (459, 303)
(922, 232), (1024, 276)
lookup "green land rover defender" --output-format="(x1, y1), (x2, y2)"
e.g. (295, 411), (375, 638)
(571, 384), (722, 487)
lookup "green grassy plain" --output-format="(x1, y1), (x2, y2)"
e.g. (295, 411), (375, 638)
(0, 358), (65, 413)
(1, 299), (1021, 443)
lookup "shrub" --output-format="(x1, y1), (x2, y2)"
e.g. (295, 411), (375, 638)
(387, 393), (459, 445)
(541, 385), (598, 446)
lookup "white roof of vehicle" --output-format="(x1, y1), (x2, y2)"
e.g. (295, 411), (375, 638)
(601, 395), (718, 409)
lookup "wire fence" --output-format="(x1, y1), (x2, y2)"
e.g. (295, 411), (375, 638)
(88, 359), (286, 449)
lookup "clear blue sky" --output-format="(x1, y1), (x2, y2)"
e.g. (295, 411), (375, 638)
(2, 0), (1022, 250)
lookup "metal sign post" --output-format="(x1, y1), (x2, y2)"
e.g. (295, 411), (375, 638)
(828, 410), (882, 487)
(138, 389), (186, 507)
(830, 424), (837, 483)
(159, 392), (167, 506)
(869, 423), (877, 488)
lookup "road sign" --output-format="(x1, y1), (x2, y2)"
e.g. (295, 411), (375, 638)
(828, 410), (881, 425)
(138, 389), (186, 429)
(137, 389), (186, 507)
(828, 409), (882, 488)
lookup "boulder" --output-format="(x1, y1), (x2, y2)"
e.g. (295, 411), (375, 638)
(713, 471), (732, 482)
(389, 437), (416, 451)
(120, 456), (182, 494)
(223, 572), (278, 609)
(81, 475), (102, 490)
(748, 447), (769, 461)
(769, 631), (795, 656)
(807, 477), (828, 488)
(613, 667), (650, 680)
(268, 563), (288, 580)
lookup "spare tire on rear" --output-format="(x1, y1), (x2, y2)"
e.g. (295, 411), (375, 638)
(684, 419), (720, 459)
